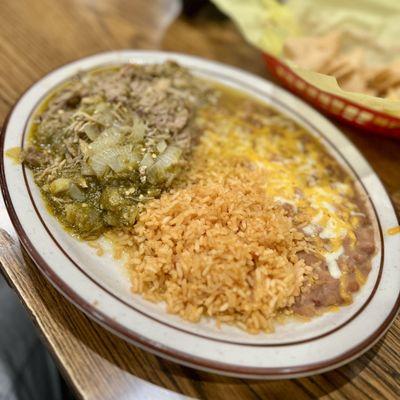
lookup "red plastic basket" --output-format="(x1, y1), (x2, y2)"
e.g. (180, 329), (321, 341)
(263, 53), (400, 139)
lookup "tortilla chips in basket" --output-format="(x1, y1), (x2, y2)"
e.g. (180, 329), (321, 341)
(212, 0), (400, 137)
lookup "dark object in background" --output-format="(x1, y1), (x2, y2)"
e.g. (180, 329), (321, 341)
(182, 0), (226, 19)
(182, 0), (209, 17)
(0, 275), (76, 399)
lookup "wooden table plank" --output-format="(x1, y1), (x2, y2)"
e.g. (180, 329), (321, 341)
(0, 1), (399, 399)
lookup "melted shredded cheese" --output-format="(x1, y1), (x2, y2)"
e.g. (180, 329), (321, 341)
(325, 247), (344, 279)
(196, 105), (362, 279)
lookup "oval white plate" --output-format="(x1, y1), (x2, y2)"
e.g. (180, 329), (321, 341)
(1, 51), (399, 379)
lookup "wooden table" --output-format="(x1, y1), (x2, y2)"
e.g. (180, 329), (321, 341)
(1, 1), (400, 399)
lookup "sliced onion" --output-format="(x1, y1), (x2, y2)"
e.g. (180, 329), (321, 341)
(101, 126), (122, 141)
(89, 127), (121, 154)
(107, 145), (140, 172)
(156, 139), (167, 154)
(89, 145), (141, 175)
(132, 117), (146, 142)
(140, 152), (154, 169)
(104, 147), (128, 172)
(93, 102), (115, 126)
(89, 144), (122, 176)
(147, 145), (182, 184)
(84, 123), (100, 141)
(68, 183), (85, 201)
(89, 152), (109, 176)
(81, 162), (95, 176)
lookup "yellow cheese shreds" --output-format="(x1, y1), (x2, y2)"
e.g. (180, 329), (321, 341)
(194, 106), (361, 254)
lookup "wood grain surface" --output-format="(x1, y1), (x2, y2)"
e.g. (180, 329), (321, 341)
(0, 1), (399, 399)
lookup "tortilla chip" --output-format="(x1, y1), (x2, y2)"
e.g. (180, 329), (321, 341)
(367, 60), (400, 94)
(283, 31), (341, 71)
(386, 85), (400, 100)
(321, 48), (364, 80)
(339, 70), (377, 95)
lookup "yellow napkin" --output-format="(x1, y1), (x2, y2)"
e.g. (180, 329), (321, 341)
(212, 0), (400, 115)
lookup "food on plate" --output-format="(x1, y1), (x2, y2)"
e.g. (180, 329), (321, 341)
(283, 30), (400, 99)
(22, 62), (214, 238)
(20, 63), (376, 333)
(110, 164), (316, 332)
